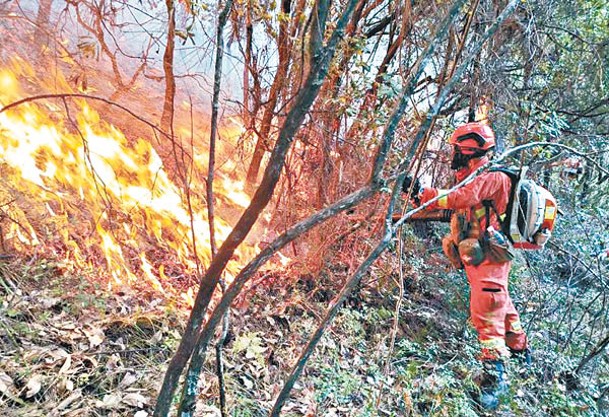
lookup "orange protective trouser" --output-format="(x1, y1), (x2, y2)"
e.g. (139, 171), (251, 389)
(465, 260), (528, 360)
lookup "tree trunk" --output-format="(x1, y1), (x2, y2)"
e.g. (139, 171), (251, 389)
(242, 0), (253, 127)
(207, 0), (233, 260)
(182, 0), (234, 414)
(152, 2), (359, 415)
(245, 0), (293, 186)
(160, 0), (176, 134)
(34, 0), (53, 43)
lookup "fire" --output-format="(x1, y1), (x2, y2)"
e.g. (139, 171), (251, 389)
(475, 96), (492, 123)
(0, 58), (261, 297)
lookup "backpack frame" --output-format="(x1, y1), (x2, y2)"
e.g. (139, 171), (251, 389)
(486, 166), (558, 250)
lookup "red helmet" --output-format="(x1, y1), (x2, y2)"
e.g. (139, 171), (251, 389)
(449, 122), (495, 155)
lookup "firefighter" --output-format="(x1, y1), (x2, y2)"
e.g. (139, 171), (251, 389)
(412, 122), (530, 410)
(559, 157), (584, 180)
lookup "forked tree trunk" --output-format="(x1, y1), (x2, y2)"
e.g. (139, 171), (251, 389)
(152, 1), (359, 415)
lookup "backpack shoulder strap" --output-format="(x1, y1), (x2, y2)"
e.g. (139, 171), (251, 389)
(482, 199), (503, 227)
(489, 165), (520, 179)
(482, 165), (520, 233)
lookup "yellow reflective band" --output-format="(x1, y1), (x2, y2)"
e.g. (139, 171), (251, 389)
(437, 190), (449, 208)
(545, 206), (556, 220)
(475, 206), (506, 221)
(509, 320), (523, 332)
(480, 338), (508, 349)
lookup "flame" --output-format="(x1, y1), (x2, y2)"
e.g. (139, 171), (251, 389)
(475, 96), (491, 123)
(0, 57), (263, 295)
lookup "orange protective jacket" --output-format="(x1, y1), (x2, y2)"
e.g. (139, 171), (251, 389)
(436, 158), (511, 289)
(432, 157), (528, 358)
(437, 158), (510, 233)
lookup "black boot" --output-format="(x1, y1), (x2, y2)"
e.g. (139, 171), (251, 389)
(479, 360), (508, 410)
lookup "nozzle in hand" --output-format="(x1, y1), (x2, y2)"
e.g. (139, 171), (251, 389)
(402, 175), (422, 205)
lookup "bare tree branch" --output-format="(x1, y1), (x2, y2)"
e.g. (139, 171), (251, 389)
(271, 2), (520, 413)
(152, 1), (360, 415)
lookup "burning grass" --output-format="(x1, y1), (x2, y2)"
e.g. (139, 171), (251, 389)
(0, 40), (294, 416)
(0, 56), (265, 301)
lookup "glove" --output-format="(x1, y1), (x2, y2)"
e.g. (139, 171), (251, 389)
(418, 187), (439, 207)
(402, 175), (421, 195)
(402, 175), (422, 206)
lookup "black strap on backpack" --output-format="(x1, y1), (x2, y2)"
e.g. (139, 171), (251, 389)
(482, 199), (503, 230)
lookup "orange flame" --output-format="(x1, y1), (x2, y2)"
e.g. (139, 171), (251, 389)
(0, 57), (261, 297)
(475, 96), (492, 123)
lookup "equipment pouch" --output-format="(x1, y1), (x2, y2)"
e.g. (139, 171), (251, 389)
(442, 235), (464, 269)
(458, 238), (485, 266)
(483, 227), (515, 263)
(450, 211), (469, 243)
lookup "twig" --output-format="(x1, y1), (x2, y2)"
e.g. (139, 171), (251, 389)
(0, 199), (16, 208)
(0, 208), (37, 245)
(61, 97), (113, 210)
(0, 277), (13, 295)
(547, 242), (608, 291)
(375, 224), (405, 409)
(205, 1), (234, 416)
(596, 383), (609, 403)
(576, 332), (609, 374)
(93, 346), (167, 355)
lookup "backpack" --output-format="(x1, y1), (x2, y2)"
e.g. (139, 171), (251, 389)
(487, 166), (558, 250)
